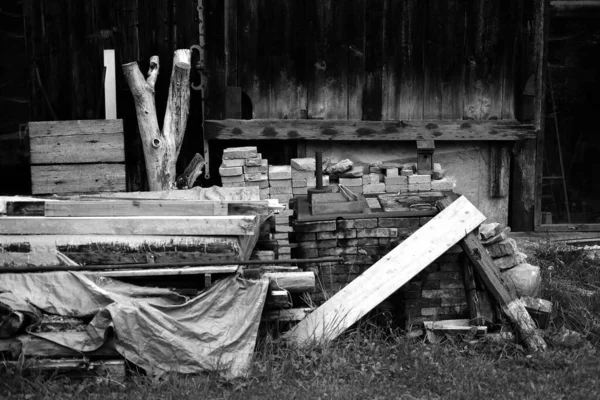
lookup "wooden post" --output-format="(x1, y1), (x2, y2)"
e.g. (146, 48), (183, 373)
(122, 50), (191, 191)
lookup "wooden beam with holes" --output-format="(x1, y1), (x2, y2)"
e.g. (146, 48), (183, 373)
(284, 195), (486, 345)
(205, 119), (536, 141)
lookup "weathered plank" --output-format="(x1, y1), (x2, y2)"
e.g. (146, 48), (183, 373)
(30, 132), (125, 164)
(205, 119), (536, 141)
(44, 200), (271, 217)
(94, 265), (238, 278)
(382, 0), (425, 120)
(423, 0), (467, 119)
(0, 215), (258, 236)
(463, 0), (517, 120)
(306, 0), (348, 119)
(362, 0), (384, 120)
(284, 196), (486, 345)
(489, 144), (511, 197)
(28, 120), (124, 138)
(31, 164), (126, 195)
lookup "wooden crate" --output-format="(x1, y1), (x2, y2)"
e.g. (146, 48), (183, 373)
(29, 120), (126, 195)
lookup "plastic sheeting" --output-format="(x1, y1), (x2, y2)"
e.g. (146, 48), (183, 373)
(0, 271), (269, 377)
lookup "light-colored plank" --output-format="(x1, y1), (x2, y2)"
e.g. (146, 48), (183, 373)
(44, 200), (271, 217)
(31, 164), (126, 195)
(46, 200), (218, 217)
(28, 120), (123, 138)
(30, 132), (125, 164)
(205, 119), (536, 141)
(284, 196), (486, 345)
(91, 265), (239, 278)
(0, 215), (258, 236)
(103, 50), (117, 119)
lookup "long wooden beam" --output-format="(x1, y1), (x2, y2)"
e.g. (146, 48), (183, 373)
(0, 216), (258, 236)
(284, 195), (486, 345)
(205, 119), (536, 141)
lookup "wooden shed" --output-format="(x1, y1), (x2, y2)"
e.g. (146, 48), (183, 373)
(1, 0), (599, 232)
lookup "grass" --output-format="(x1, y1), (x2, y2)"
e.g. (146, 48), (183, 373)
(2, 241), (600, 399)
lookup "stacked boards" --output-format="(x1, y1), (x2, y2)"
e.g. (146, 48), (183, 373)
(0, 188), (275, 276)
(29, 120), (126, 195)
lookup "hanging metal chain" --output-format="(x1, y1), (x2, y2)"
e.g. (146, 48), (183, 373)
(191, 0), (210, 179)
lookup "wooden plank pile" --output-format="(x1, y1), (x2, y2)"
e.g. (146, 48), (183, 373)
(28, 120), (126, 195)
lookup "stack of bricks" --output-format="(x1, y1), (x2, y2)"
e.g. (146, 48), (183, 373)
(293, 214), (468, 328)
(219, 146), (270, 199)
(291, 157), (329, 195)
(364, 163), (454, 194)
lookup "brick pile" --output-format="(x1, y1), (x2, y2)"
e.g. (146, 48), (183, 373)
(219, 146), (270, 200)
(293, 214), (468, 327)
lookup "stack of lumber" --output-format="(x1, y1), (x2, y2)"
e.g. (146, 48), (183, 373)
(0, 188), (279, 278)
(28, 120), (126, 195)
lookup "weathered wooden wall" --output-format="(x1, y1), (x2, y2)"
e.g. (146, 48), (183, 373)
(217, 0), (526, 122)
(21, 0), (205, 192)
(1, 0), (539, 217)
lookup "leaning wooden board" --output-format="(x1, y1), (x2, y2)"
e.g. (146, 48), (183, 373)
(29, 120), (126, 195)
(284, 195), (486, 345)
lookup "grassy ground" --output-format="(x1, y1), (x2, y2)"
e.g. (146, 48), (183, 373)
(2, 242), (600, 400)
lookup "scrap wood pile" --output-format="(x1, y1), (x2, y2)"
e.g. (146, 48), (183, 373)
(0, 186), (320, 379)
(284, 195), (551, 352)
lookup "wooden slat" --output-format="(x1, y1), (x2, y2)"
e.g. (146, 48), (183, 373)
(46, 200), (219, 217)
(382, 0), (425, 120)
(31, 164), (126, 195)
(536, 224), (600, 232)
(93, 265), (239, 278)
(0, 215), (258, 236)
(103, 49), (117, 119)
(423, 0), (467, 119)
(30, 132), (125, 164)
(284, 195), (486, 345)
(306, 0), (348, 119)
(362, 0), (384, 121)
(5, 199), (271, 217)
(28, 120), (124, 138)
(205, 119), (536, 141)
